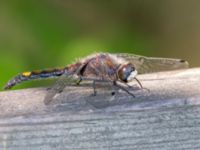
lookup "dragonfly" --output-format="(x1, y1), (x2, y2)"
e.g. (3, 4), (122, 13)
(4, 53), (189, 104)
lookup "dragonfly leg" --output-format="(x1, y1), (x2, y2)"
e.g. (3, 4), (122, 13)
(122, 77), (150, 92)
(76, 77), (82, 85)
(108, 82), (119, 96)
(134, 77), (150, 92)
(113, 81), (135, 97)
(92, 80), (97, 96)
(134, 77), (143, 89)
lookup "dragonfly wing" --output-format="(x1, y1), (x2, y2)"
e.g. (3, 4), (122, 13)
(115, 53), (189, 74)
(44, 75), (78, 105)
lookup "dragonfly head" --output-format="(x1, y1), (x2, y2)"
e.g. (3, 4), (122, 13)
(117, 63), (137, 82)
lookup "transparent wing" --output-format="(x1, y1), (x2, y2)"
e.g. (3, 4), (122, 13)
(44, 75), (78, 105)
(114, 53), (189, 74)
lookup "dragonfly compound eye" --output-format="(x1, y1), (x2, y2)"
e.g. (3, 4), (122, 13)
(117, 63), (137, 82)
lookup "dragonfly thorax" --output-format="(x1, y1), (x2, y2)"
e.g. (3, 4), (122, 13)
(117, 63), (137, 82)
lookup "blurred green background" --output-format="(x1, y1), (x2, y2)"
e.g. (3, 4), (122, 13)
(1, 0), (200, 90)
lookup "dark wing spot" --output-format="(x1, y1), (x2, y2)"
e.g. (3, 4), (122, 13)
(180, 59), (186, 63)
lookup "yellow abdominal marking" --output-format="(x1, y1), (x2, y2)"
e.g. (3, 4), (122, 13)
(22, 72), (32, 77)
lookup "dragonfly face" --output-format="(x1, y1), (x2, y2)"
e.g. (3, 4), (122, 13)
(117, 63), (137, 82)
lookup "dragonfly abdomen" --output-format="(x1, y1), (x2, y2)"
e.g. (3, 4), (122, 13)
(4, 68), (67, 90)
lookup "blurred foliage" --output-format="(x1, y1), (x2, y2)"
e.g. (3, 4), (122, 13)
(0, 0), (200, 90)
